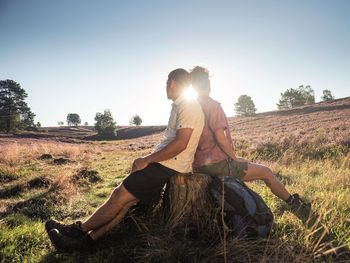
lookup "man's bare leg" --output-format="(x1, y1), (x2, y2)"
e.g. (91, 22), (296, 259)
(89, 200), (137, 240)
(81, 184), (138, 233)
(243, 162), (291, 201)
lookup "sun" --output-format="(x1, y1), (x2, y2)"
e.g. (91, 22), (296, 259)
(183, 85), (198, 99)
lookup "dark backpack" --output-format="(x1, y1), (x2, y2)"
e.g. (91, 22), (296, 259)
(210, 176), (274, 238)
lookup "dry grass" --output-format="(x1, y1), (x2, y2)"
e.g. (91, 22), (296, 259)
(49, 170), (79, 199)
(229, 100), (350, 153)
(0, 140), (97, 166)
(0, 139), (348, 262)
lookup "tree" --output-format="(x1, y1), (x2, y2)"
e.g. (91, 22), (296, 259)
(299, 85), (315, 104)
(94, 109), (117, 138)
(19, 106), (36, 130)
(129, 115), (142, 126)
(0, 79), (36, 133)
(277, 85), (315, 110)
(66, 113), (81, 126)
(57, 121), (64, 126)
(234, 95), (257, 117)
(277, 88), (304, 109)
(36, 122), (41, 128)
(84, 122), (89, 126)
(321, 89), (335, 101)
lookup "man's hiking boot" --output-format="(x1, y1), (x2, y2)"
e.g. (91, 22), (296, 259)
(48, 229), (94, 253)
(287, 193), (311, 215)
(45, 219), (85, 239)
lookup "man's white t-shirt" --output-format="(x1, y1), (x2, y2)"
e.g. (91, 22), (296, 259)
(154, 95), (204, 173)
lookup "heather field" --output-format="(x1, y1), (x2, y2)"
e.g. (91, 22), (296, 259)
(0, 98), (349, 263)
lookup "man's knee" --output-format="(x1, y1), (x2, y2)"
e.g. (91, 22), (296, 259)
(111, 185), (122, 199)
(122, 200), (138, 211)
(111, 184), (137, 203)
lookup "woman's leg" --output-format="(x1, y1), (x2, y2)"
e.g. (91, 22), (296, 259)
(81, 184), (138, 233)
(242, 162), (291, 201)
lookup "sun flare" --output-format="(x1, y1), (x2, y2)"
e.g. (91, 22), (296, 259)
(183, 85), (198, 100)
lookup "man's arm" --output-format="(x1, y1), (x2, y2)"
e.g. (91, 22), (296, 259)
(131, 128), (193, 172)
(214, 128), (248, 162)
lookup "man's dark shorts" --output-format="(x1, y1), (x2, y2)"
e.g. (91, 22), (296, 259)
(193, 158), (248, 179)
(123, 163), (178, 204)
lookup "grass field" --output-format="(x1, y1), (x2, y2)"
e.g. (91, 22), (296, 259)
(0, 98), (349, 262)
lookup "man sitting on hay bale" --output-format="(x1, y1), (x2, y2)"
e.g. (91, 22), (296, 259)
(45, 68), (204, 252)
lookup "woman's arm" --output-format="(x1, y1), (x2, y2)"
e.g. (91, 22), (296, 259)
(214, 128), (248, 162)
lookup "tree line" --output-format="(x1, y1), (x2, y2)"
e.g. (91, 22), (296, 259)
(0, 79), (144, 137)
(234, 85), (335, 117)
(62, 112), (142, 138)
(0, 79), (336, 134)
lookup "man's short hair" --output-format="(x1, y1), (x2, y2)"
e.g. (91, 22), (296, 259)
(168, 68), (191, 88)
(190, 66), (210, 91)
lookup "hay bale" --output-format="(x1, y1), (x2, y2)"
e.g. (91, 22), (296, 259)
(163, 173), (216, 230)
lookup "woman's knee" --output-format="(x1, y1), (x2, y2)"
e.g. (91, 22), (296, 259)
(260, 167), (275, 184)
(258, 164), (271, 174)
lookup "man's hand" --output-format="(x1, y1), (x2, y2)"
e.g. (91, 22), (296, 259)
(131, 157), (150, 173)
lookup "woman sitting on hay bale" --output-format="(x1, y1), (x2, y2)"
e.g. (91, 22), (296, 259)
(190, 66), (310, 211)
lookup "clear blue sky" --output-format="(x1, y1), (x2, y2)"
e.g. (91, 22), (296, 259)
(0, 0), (349, 126)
